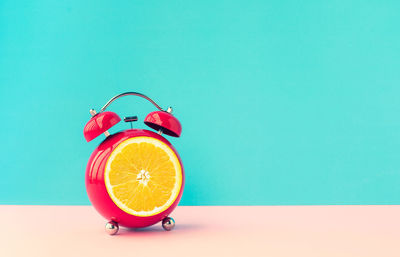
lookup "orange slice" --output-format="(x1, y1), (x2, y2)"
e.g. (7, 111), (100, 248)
(104, 136), (182, 217)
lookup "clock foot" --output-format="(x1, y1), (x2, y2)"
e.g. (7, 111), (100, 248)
(105, 221), (119, 235)
(162, 217), (175, 231)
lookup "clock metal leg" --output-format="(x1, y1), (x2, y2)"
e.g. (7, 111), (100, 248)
(105, 221), (119, 235)
(162, 217), (175, 231)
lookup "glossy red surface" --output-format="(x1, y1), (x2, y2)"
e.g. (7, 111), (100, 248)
(85, 129), (185, 228)
(83, 112), (121, 142)
(144, 111), (182, 137)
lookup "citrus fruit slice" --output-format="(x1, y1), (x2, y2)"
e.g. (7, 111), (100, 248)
(104, 136), (182, 217)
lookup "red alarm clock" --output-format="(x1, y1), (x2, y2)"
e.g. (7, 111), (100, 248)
(83, 92), (184, 235)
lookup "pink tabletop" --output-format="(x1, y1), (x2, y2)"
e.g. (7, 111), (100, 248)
(0, 205), (399, 257)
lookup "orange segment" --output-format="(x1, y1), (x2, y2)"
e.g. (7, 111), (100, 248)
(104, 137), (182, 216)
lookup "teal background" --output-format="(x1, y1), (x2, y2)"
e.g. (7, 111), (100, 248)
(1, 1), (400, 205)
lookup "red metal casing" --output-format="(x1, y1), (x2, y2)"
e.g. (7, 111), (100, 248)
(83, 112), (121, 142)
(144, 111), (182, 137)
(85, 129), (185, 228)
